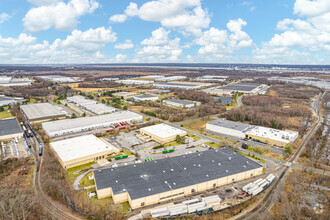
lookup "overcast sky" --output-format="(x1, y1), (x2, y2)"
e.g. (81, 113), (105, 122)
(0, 0), (329, 64)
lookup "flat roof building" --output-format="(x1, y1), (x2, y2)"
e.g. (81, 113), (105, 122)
(213, 97), (233, 103)
(206, 119), (255, 139)
(116, 79), (153, 85)
(67, 95), (117, 115)
(140, 123), (187, 144)
(21, 103), (66, 122)
(0, 118), (23, 141)
(39, 75), (77, 83)
(154, 82), (205, 90)
(112, 92), (135, 99)
(163, 98), (201, 109)
(42, 111), (142, 138)
(0, 95), (24, 107)
(50, 134), (119, 169)
(155, 76), (187, 82)
(245, 127), (299, 147)
(203, 88), (232, 96)
(133, 94), (159, 102)
(93, 147), (263, 209)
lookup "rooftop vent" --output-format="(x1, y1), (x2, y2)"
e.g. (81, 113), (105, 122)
(198, 164), (201, 167)
(246, 161), (249, 164)
(184, 167), (186, 170)
(163, 170), (165, 173)
(218, 163), (221, 166)
(212, 160), (215, 162)
(226, 170), (228, 172)
(98, 170), (101, 173)
(206, 174), (209, 177)
(170, 169), (174, 172)
(148, 188), (151, 191)
(243, 165), (246, 168)
(229, 157), (231, 160)
(173, 182), (176, 185)
(115, 180), (118, 183)
(123, 189), (126, 192)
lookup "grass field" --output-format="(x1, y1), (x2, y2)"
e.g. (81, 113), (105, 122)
(79, 172), (95, 187)
(0, 110), (12, 119)
(204, 141), (222, 148)
(187, 133), (201, 141)
(239, 152), (266, 164)
(182, 119), (214, 133)
(66, 162), (96, 184)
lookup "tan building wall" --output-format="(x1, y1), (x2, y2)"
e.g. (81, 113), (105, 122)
(245, 134), (293, 147)
(139, 129), (187, 144)
(95, 166), (263, 209)
(0, 132), (23, 141)
(50, 145), (118, 169)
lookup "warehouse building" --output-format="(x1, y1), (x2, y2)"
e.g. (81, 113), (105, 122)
(245, 127), (299, 147)
(163, 98), (200, 109)
(203, 87), (232, 96)
(206, 119), (255, 139)
(67, 95), (117, 115)
(133, 94), (159, 102)
(39, 75), (77, 83)
(140, 123), (186, 144)
(154, 76), (187, 82)
(0, 76), (32, 87)
(112, 92), (135, 99)
(42, 111), (142, 138)
(50, 134), (119, 169)
(0, 118), (23, 141)
(213, 97), (233, 103)
(215, 83), (266, 94)
(0, 95), (24, 107)
(116, 79), (153, 85)
(154, 82), (206, 90)
(21, 103), (66, 122)
(93, 147), (263, 209)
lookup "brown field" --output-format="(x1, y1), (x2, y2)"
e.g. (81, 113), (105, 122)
(67, 83), (118, 93)
(129, 105), (157, 113)
(183, 119), (215, 133)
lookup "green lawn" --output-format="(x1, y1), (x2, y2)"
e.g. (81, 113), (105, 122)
(204, 141), (222, 148)
(79, 172), (95, 187)
(0, 110), (12, 119)
(187, 133), (201, 141)
(120, 202), (131, 213)
(66, 162), (96, 184)
(27, 98), (37, 104)
(163, 140), (182, 148)
(120, 150), (133, 156)
(239, 152), (266, 164)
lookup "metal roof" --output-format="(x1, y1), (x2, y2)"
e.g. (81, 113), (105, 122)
(218, 83), (261, 92)
(21, 103), (66, 121)
(134, 94), (158, 99)
(208, 119), (255, 132)
(164, 98), (197, 105)
(93, 147), (262, 200)
(0, 118), (23, 137)
(141, 123), (186, 139)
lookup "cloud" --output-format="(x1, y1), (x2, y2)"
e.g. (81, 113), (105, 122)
(254, 0), (330, 63)
(0, 27), (119, 64)
(0, 13), (11, 24)
(136, 27), (182, 62)
(27, 0), (60, 5)
(23, 0), (99, 32)
(110, 0), (210, 36)
(114, 40), (134, 50)
(195, 18), (252, 59)
(109, 14), (127, 23)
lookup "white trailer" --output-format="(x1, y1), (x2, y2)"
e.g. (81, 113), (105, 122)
(242, 182), (254, 192)
(182, 198), (200, 205)
(187, 201), (206, 213)
(248, 185), (259, 194)
(150, 207), (169, 218)
(169, 204), (187, 216)
(252, 187), (263, 196)
(257, 179), (267, 187)
(253, 178), (263, 185)
(266, 174), (276, 183)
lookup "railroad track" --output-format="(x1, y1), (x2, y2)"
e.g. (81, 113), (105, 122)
(31, 138), (81, 220)
(237, 92), (325, 220)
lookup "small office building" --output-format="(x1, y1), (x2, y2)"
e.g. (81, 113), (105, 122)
(140, 123), (187, 144)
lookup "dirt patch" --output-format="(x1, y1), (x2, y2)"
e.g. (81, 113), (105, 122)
(184, 119), (215, 132)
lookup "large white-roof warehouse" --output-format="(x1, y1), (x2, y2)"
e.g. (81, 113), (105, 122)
(21, 103), (66, 122)
(140, 123), (186, 144)
(50, 134), (119, 169)
(42, 111), (142, 138)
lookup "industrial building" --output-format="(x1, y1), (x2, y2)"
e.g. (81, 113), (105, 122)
(203, 87), (232, 96)
(116, 79), (153, 85)
(0, 95), (24, 107)
(207, 119), (299, 147)
(154, 76), (187, 82)
(21, 103), (66, 122)
(213, 97), (233, 103)
(154, 82), (207, 90)
(195, 75), (228, 82)
(0, 118), (23, 141)
(133, 94), (159, 102)
(140, 123), (187, 144)
(112, 92), (135, 99)
(42, 111), (142, 138)
(39, 75), (77, 83)
(93, 147), (263, 209)
(163, 98), (201, 109)
(245, 127), (299, 147)
(206, 119), (255, 139)
(67, 95), (117, 115)
(216, 83), (266, 94)
(0, 76), (32, 87)
(50, 134), (119, 169)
